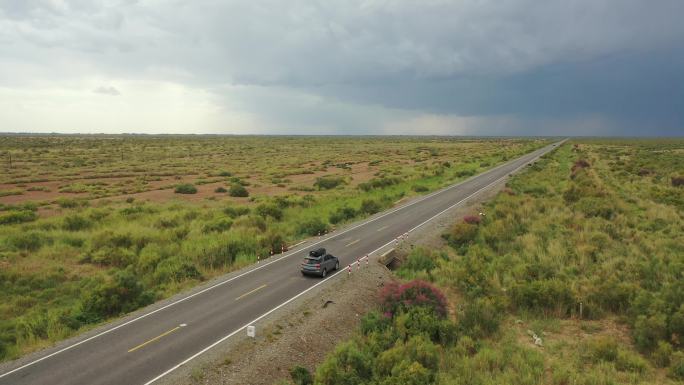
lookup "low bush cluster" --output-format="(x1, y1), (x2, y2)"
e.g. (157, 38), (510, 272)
(174, 184), (197, 194)
(228, 184), (249, 197)
(316, 281), (453, 385)
(358, 177), (401, 192)
(314, 176), (345, 190)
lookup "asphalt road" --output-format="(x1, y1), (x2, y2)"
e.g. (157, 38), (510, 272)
(0, 140), (563, 385)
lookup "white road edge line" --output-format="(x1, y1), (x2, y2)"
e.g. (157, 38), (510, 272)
(142, 142), (560, 385)
(0, 142), (559, 380)
(290, 240), (307, 248)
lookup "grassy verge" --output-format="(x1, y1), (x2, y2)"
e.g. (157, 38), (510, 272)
(297, 139), (683, 384)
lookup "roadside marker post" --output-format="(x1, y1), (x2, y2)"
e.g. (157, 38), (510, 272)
(247, 325), (255, 338)
(365, 255), (369, 265)
(357, 259), (361, 270)
(347, 264), (352, 276)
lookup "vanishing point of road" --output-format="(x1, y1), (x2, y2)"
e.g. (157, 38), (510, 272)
(0, 140), (563, 385)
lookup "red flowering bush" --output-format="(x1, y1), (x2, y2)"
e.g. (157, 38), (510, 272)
(379, 280), (448, 319)
(463, 215), (481, 225)
(571, 159), (590, 172)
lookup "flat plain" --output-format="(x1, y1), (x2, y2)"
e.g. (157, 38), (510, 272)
(0, 135), (546, 362)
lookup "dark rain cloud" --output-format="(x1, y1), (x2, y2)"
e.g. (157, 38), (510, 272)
(0, 0), (683, 135)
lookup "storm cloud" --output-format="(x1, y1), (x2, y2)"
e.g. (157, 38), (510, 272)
(1, 0), (682, 135)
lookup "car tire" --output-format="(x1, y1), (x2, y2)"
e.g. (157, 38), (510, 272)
(335, 261), (339, 270)
(321, 268), (327, 278)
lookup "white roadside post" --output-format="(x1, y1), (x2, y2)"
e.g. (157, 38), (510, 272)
(247, 325), (256, 338)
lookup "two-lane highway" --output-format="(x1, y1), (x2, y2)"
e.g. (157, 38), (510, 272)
(0, 140), (563, 385)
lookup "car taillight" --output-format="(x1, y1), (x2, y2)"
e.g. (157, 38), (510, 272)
(315, 264), (320, 268)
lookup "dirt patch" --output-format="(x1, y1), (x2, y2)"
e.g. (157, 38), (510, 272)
(348, 163), (377, 187)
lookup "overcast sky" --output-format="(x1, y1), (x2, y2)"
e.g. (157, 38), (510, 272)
(1, 0), (683, 136)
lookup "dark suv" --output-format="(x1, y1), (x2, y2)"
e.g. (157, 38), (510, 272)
(301, 248), (339, 277)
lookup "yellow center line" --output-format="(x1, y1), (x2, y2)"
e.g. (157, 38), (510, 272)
(128, 326), (182, 353)
(376, 225), (388, 232)
(345, 239), (360, 247)
(235, 284), (267, 301)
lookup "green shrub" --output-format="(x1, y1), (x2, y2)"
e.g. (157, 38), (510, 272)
(62, 214), (91, 231)
(329, 206), (357, 224)
(445, 222), (478, 250)
(575, 197), (616, 220)
(0, 210), (37, 225)
(89, 247), (136, 267)
(314, 176), (345, 190)
(289, 366), (313, 385)
(57, 197), (80, 208)
(156, 215), (180, 229)
(174, 184), (197, 194)
(202, 218), (233, 233)
(458, 297), (504, 338)
(616, 350), (648, 373)
(297, 217), (329, 236)
(669, 351), (684, 380)
(214, 186), (227, 193)
(585, 336), (618, 362)
(0, 189), (23, 197)
(223, 205), (250, 218)
(256, 204), (283, 221)
(315, 341), (373, 385)
(153, 257), (201, 284)
(358, 177), (401, 192)
(394, 307), (456, 345)
(360, 199), (381, 215)
(397, 248), (437, 278)
(455, 168), (476, 177)
(633, 313), (668, 352)
(374, 335), (439, 383)
(522, 185), (548, 197)
(511, 279), (575, 316)
(8, 231), (48, 251)
(78, 270), (155, 323)
(228, 184), (249, 197)
(652, 341), (673, 367)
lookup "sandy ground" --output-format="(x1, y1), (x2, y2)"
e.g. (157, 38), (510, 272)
(0, 165), (374, 209)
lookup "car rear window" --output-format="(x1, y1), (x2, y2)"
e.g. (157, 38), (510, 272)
(304, 257), (320, 264)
